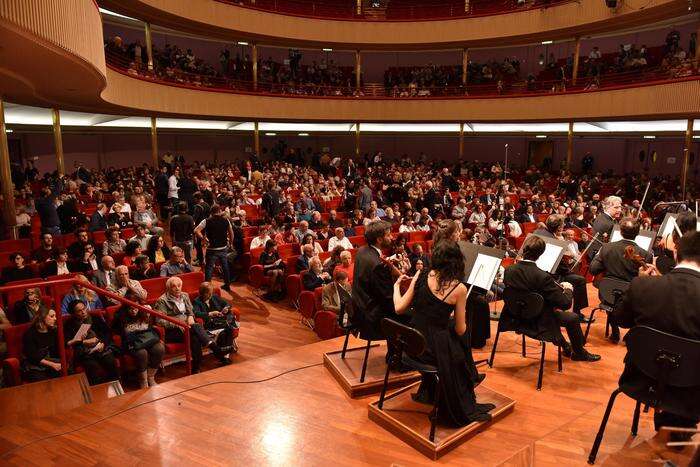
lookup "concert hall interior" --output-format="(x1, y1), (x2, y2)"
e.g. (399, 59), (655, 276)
(1, 0), (700, 465)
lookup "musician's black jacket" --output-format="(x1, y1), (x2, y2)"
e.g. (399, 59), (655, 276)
(589, 239), (651, 283)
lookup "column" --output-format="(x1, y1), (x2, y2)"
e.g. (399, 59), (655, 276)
(566, 121), (574, 171)
(458, 122), (465, 158)
(252, 43), (258, 91)
(695, 21), (700, 68)
(355, 123), (361, 158)
(254, 121), (260, 156)
(150, 116), (158, 168)
(144, 22), (154, 72)
(462, 48), (469, 87)
(355, 50), (361, 90)
(52, 109), (65, 176)
(682, 118), (694, 199)
(0, 99), (16, 234)
(572, 37), (581, 86)
(356, 0), (362, 15)
(464, 0), (470, 13)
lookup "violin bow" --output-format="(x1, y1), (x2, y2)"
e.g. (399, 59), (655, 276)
(636, 181), (651, 220)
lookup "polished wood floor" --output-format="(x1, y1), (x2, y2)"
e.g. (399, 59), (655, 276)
(0, 284), (696, 466)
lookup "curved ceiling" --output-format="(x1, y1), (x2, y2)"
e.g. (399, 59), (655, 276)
(98, 0), (693, 50)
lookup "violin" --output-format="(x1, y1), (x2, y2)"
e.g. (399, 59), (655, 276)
(379, 255), (403, 279)
(624, 245), (660, 276)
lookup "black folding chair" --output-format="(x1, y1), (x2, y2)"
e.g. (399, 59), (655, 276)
(588, 326), (700, 464)
(338, 301), (373, 383)
(378, 318), (442, 442)
(585, 277), (630, 342)
(489, 289), (563, 390)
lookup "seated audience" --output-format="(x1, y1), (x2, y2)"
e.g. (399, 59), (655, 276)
(259, 240), (286, 302)
(102, 227), (126, 256)
(193, 282), (238, 354)
(303, 257), (332, 291)
(111, 298), (164, 388)
(67, 228), (94, 262)
(129, 224), (153, 251)
(301, 233), (324, 254)
(321, 270), (351, 314)
(146, 234), (171, 265)
(42, 248), (72, 278)
(130, 254), (158, 280)
(61, 275), (104, 315)
(296, 244), (315, 272)
(64, 300), (119, 385)
(22, 307), (61, 382)
(154, 276), (230, 373)
(250, 226), (271, 250)
(92, 255), (117, 290)
(30, 233), (56, 263)
(12, 287), (47, 324)
(74, 242), (99, 273)
(114, 265), (147, 302)
(328, 227), (353, 251)
(1, 252), (35, 284)
(160, 246), (193, 277)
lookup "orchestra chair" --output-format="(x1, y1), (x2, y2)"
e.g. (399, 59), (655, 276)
(337, 301), (372, 384)
(585, 277), (630, 343)
(488, 289), (563, 390)
(378, 318), (441, 442)
(587, 326), (700, 464)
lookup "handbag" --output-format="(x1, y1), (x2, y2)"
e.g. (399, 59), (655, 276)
(126, 329), (160, 352)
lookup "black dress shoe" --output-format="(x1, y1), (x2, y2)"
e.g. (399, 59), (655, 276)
(608, 334), (620, 344)
(571, 351), (601, 362)
(562, 345), (573, 358)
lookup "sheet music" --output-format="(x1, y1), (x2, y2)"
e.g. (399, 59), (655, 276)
(466, 254), (500, 290)
(610, 229), (653, 251)
(659, 214), (678, 239)
(535, 243), (562, 273)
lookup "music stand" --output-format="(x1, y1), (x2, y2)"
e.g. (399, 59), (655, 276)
(517, 234), (568, 274)
(458, 242), (505, 366)
(609, 226), (656, 253)
(658, 213), (679, 241)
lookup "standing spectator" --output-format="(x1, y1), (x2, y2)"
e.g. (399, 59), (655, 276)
(89, 203), (109, 232)
(170, 202), (195, 263)
(35, 188), (61, 235)
(168, 166), (180, 212)
(195, 204), (234, 292)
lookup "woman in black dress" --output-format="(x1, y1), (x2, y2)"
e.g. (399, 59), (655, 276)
(393, 240), (495, 427)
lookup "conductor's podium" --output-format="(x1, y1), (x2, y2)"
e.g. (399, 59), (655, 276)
(323, 336), (421, 397)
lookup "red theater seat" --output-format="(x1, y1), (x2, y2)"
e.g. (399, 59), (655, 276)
(286, 273), (302, 308)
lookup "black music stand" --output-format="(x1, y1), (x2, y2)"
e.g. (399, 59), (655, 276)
(517, 233), (568, 274)
(609, 226), (656, 253)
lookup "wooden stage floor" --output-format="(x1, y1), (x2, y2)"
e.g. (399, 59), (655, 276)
(0, 321), (695, 466)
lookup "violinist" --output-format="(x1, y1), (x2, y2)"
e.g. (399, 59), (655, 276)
(589, 217), (653, 343)
(587, 196), (623, 260)
(655, 212), (697, 274)
(534, 215), (590, 322)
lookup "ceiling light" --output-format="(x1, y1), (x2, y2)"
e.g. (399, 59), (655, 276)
(322, 48), (333, 52)
(298, 132), (309, 136)
(265, 132), (277, 136)
(237, 41), (249, 46)
(694, 135), (700, 139)
(535, 135), (547, 138)
(5, 129), (12, 133)
(541, 40), (553, 45)
(643, 135), (656, 139)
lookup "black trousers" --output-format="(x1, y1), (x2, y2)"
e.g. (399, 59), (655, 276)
(554, 309), (586, 354)
(78, 351), (119, 385)
(468, 292), (491, 349)
(654, 410), (699, 430)
(165, 324), (212, 370)
(558, 273), (589, 315)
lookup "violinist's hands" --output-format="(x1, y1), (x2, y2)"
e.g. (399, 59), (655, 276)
(394, 275), (408, 290)
(560, 281), (574, 292)
(638, 264), (660, 277)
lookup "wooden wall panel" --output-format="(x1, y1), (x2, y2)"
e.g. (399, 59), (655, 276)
(99, 0), (691, 49)
(102, 70), (700, 122)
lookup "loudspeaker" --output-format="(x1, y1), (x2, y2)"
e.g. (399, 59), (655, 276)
(606, 0), (617, 7)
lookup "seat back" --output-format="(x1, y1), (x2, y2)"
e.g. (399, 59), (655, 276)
(141, 277), (168, 298)
(179, 271), (205, 293)
(597, 277), (630, 307)
(625, 326), (700, 390)
(502, 288), (544, 320)
(3, 323), (32, 359)
(381, 318), (427, 358)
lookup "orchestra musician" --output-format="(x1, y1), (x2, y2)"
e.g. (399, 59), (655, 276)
(587, 195), (623, 260)
(503, 236), (601, 362)
(351, 220), (406, 365)
(612, 231), (700, 437)
(655, 211), (698, 274)
(534, 215), (590, 322)
(589, 217), (654, 343)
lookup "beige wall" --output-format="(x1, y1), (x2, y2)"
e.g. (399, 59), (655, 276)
(99, 0), (691, 50)
(102, 69), (700, 122)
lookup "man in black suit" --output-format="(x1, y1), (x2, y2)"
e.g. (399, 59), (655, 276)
(534, 215), (589, 321)
(504, 236), (600, 361)
(612, 232), (700, 433)
(351, 220), (398, 353)
(589, 217), (652, 342)
(88, 203), (108, 232)
(587, 195), (622, 260)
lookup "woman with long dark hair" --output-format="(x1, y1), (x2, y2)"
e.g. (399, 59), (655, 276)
(392, 240), (495, 427)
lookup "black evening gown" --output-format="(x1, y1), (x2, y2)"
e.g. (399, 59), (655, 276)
(409, 271), (495, 427)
